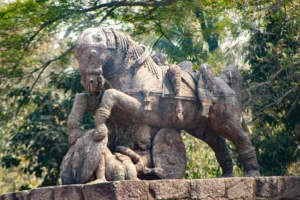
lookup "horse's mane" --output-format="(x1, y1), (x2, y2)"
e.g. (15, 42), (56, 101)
(110, 29), (159, 78)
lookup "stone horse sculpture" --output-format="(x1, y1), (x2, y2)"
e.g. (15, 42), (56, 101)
(62, 27), (260, 184)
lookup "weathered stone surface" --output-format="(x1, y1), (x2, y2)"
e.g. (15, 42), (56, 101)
(256, 176), (300, 199)
(27, 186), (54, 200)
(190, 179), (226, 199)
(82, 182), (116, 200)
(225, 177), (255, 199)
(1, 177), (300, 200)
(60, 129), (107, 185)
(82, 181), (149, 200)
(53, 185), (83, 200)
(114, 181), (149, 200)
(152, 128), (187, 179)
(149, 179), (190, 199)
(0, 190), (29, 200)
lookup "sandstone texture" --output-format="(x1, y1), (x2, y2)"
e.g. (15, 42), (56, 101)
(67, 27), (261, 184)
(1, 176), (300, 200)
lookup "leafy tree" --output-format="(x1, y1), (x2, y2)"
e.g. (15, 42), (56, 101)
(1, 0), (299, 192)
(241, 0), (300, 175)
(132, 0), (236, 66)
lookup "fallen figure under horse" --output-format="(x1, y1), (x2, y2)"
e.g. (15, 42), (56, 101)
(61, 27), (260, 184)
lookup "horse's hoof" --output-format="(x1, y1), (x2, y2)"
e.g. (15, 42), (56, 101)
(245, 170), (261, 177)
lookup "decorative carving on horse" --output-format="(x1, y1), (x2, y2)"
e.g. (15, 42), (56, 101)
(60, 27), (260, 185)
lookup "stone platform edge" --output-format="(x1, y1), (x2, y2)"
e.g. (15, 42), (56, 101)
(1, 176), (299, 200)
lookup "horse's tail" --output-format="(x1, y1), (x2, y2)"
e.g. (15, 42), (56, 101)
(219, 65), (251, 133)
(219, 65), (243, 107)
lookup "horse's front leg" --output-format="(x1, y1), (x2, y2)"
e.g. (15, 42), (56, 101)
(94, 89), (143, 141)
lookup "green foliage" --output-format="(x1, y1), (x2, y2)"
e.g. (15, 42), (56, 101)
(0, 165), (42, 194)
(183, 133), (243, 179)
(242, 0), (300, 175)
(131, 0), (236, 65)
(251, 121), (299, 176)
(1, 70), (89, 187)
(183, 133), (222, 178)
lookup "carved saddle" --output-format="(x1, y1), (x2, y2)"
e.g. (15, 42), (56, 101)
(164, 61), (214, 116)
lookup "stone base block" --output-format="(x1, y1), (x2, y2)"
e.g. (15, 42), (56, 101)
(1, 177), (299, 200)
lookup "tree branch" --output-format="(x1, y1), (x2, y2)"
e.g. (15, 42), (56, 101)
(289, 89), (300, 114)
(243, 66), (285, 102)
(72, 0), (180, 14)
(98, 6), (117, 25)
(14, 0), (180, 74)
(29, 45), (75, 93)
(263, 88), (294, 109)
(154, 21), (176, 47)
(270, 67), (284, 81)
(23, 10), (75, 51)
(153, 34), (163, 51)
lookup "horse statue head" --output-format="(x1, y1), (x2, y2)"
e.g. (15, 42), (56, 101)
(75, 28), (160, 94)
(75, 28), (109, 94)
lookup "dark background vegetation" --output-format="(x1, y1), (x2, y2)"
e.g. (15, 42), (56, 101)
(0, 0), (299, 193)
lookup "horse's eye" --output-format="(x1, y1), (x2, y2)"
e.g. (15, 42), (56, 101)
(90, 50), (97, 57)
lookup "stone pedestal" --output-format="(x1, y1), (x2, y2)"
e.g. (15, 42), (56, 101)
(1, 177), (299, 200)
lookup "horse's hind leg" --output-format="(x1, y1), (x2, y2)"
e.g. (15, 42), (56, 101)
(208, 96), (260, 177)
(188, 125), (234, 177)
